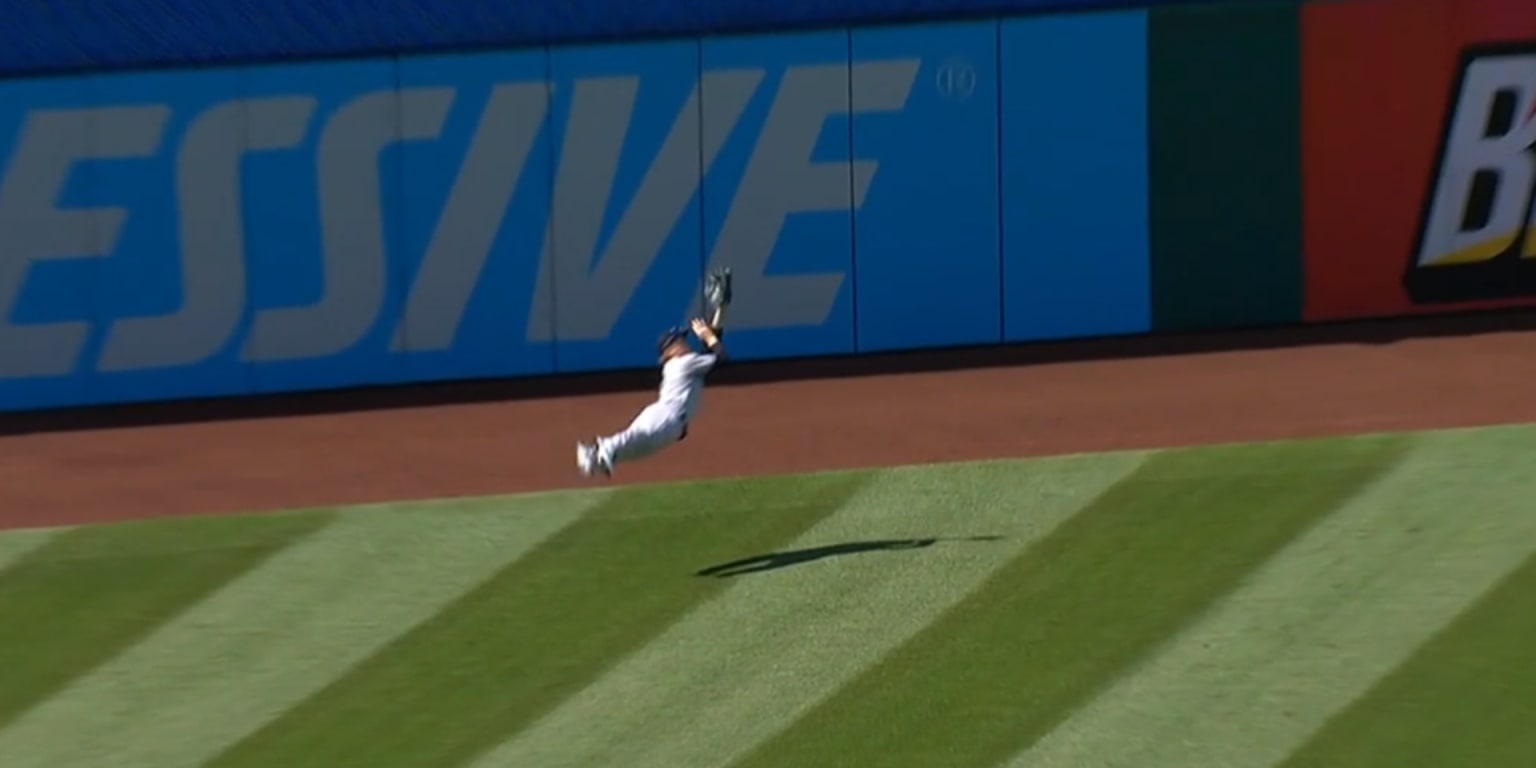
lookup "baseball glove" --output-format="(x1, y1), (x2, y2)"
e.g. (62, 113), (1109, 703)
(705, 268), (732, 313)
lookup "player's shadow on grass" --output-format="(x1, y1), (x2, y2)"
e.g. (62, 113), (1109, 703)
(695, 536), (1004, 578)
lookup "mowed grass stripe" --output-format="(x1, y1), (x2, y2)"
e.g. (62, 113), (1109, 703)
(0, 528), (63, 574)
(204, 472), (872, 768)
(726, 435), (1410, 768)
(0, 492), (603, 768)
(0, 511), (333, 730)
(1008, 426), (1536, 768)
(469, 453), (1148, 768)
(1280, 547), (1536, 768)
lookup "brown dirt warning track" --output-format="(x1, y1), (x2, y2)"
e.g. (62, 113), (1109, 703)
(4, 311), (1536, 531)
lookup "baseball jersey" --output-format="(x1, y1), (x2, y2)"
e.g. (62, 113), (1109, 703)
(656, 352), (718, 425)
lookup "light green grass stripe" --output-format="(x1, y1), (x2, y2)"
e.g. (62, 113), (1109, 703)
(0, 492), (603, 768)
(467, 453), (1148, 768)
(726, 435), (1409, 768)
(0, 510), (333, 729)
(1279, 549), (1536, 768)
(0, 528), (62, 573)
(1004, 426), (1536, 768)
(205, 472), (871, 768)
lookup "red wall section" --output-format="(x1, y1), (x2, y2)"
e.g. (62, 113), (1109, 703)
(1302, 0), (1536, 321)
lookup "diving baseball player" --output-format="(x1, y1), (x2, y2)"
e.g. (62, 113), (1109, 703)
(576, 269), (732, 478)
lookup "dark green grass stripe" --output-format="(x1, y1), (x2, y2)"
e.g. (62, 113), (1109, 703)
(727, 436), (1409, 768)
(1278, 549), (1536, 768)
(0, 511), (334, 728)
(204, 472), (872, 768)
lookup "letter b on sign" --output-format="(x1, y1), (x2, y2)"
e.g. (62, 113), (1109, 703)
(1408, 48), (1536, 304)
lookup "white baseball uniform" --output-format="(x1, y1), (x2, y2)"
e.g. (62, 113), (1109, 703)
(596, 351), (719, 469)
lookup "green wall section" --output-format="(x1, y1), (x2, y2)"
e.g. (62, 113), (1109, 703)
(1147, 1), (1304, 332)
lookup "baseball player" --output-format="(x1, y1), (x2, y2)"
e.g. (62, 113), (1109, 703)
(576, 270), (732, 478)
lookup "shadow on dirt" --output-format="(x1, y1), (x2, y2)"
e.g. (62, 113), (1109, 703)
(694, 535), (1005, 578)
(6, 308), (1536, 438)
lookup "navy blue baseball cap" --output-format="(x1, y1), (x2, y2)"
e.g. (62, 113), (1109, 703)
(657, 326), (690, 356)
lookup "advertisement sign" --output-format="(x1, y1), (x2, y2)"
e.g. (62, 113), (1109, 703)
(1302, 0), (1536, 321)
(0, 16), (1150, 411)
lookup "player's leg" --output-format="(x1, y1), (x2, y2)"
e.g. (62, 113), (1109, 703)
(578, 406), (658, 477)
(594, 405), (684, 475)
(594, 428), (670, 475)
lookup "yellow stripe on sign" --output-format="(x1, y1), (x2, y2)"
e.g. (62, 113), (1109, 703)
(1421, 230), (1518, 266)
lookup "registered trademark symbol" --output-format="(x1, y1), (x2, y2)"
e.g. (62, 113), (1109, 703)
(935, 58), (976, 102)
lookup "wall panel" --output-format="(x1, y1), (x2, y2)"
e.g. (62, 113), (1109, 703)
(0, 74), (104, 411)
(241, 57), (410, 394)
(1000, 11), (1151, 342)
(851, 20), (1002, 353)
(547, 40), (706, 373)
(50, 67), (257, 407)
(699, 30), (856, 361)
(1146, 2), (1302, 332)
(394, 50), (557, 382)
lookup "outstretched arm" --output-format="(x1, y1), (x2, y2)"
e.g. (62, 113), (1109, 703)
(707, 302), (728, 335)
(690, 317), (725, 356)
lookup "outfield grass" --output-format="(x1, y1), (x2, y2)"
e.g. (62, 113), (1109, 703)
(0, 425), (1532, 768)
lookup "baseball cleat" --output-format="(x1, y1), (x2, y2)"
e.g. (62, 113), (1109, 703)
(575, 441), (596, 477)
(595, 440), (614, 477)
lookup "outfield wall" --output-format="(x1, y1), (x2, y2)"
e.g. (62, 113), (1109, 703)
(0, 0), (1531, 412)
